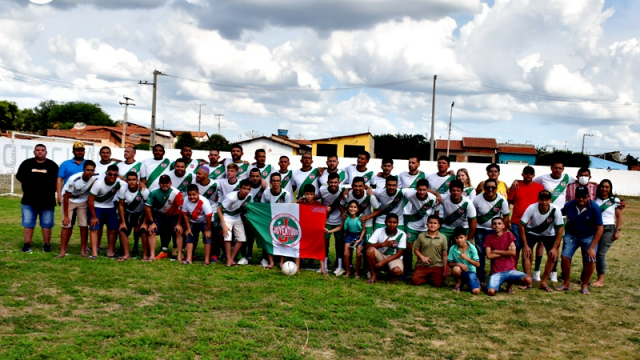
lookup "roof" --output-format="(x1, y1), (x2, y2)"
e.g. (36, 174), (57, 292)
(235, 135), (311, 149)
(172, 130), (208, 138)
(462, 137), (498, 149)
(498, 145), (537, 155)
(311, 132), (373, 142)
(435, 139), (463, 150)
(283, 137), (312, 146)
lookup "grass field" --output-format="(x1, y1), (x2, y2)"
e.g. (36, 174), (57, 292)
(1, 196), (639, 360)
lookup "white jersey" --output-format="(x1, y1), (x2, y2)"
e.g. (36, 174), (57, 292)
(403, 189), (438, 231)
(168, 170), (194, 197)
(249, 164), (273, 180)
(270, 169), (294, 196)
(117, 186), (150, 213)
(182, 195), (213, 224)
(342, 191), (381, 228)
(94, 160), (118, 178)
(261, 189), (292, 204)
(371, 174), (390, 189)
(90, 178), (125, 209)
(520, 203), (564, 236)
(320, 185), (346, 225)
(291, 167), (321, 199)
(117, 160), (146, 180)
(216, 178), (241, 202)
(249, 183), (267, 203)
(319, 168), (347, 187)
(220, 191), (252, 221)
(595, 197), (620, 225)
(463, 186), (477, 202)
(426, 173), (457, 194)
(203, 163), (226, 180)
(472, 194), (510, 230)
(344, 165), (374, 187)
(533, 173), (577, 208)
(171, 158), (199, 174)
(438, 195), (477, 230)
(194, 179), (219, 208)
(368, 228), (407, 256)
(373, 188), (406, 225)
(142, 157), (171, 191)
(63, 173), (99, 204)
(397, 171), (426, 189)
(223, 158), (249, 179)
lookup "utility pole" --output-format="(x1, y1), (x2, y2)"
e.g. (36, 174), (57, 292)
(119, 96), (135, 148)
(139, 70), (164, 146)
(429, 75), (437, 161)
(214, 114), (224, 135)
(446, 102), (454, 157)
(581, 133), (593, 153)
(195, 103), (206, 139)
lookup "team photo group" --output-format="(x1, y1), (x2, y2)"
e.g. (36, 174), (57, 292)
(17, 141), (623, 296)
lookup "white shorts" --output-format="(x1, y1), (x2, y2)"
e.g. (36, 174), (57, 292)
(223, 217), (246, 242)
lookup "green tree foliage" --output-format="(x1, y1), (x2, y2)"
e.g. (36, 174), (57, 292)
(134, 143), (150, 150)
(175, 132), (197, 150)
(196, 134), (232, 151)
(535, 150), (591, 168)
(0, 100), (21, 131)
(624, 154), (639, 169)
(373, 134), (430, 160)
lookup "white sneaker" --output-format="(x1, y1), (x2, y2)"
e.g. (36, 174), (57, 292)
(316, 268), (323, 273)
(260, 259), (269, 268)
(237, 257), (249, 265)
(335, 268), (346, 277)
(550, 272), (558, 282)
(532, 271), (541, 282)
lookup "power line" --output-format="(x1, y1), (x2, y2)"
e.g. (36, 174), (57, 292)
(0, 66), (136, 90)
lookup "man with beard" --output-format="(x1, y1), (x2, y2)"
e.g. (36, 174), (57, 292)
(142, 144), (171, 191)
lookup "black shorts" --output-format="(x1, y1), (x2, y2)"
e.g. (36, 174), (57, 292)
(120, 212), (144, 236)
(526, 234), (555, 252)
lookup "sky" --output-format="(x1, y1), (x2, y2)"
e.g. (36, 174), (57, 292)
(1, 0), (640, 156)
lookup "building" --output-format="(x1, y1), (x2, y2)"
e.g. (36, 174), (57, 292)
(435, 137), (498, 163)
(47, 122), (174, 149)
(172, 131), (209, 143)
(235, 135), (312, 158)
(311, 132), (375, 158)
(497, 143), (538, 165)
(589, 156), (627, 171)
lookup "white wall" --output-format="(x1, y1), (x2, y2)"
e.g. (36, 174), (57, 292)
(236, 139), (295, 159)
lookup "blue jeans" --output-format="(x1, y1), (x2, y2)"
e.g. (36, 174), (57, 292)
(511, 224), (523, 251)
(461, 271), (481, 291)
(21, 205), (54, 229)
(562, 234), (598, 263)
(474, 228), (493, 282)
(487, 270), (527, 291)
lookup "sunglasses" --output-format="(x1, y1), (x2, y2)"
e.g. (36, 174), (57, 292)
(106, 173), (118, 177)
(485, 186), (497, 190)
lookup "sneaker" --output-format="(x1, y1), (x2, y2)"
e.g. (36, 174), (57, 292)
(155, 252), (169, 260)
(316, 268), (323, 273)
(211, 255), (219, 263)
(335, 268), (346, 277)
(550, 272), (558, 283)
(42, 243), (51, 253)
(261, 259), (269, 267)
(532, 271), (541, 282)
(237, 257), (249, 265)
(21, 243), (32, 253)
(246, 256), (252, 261)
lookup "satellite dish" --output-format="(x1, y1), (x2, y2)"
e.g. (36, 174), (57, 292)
(73, 122), (87, 130)
(129, 133), (141, 141)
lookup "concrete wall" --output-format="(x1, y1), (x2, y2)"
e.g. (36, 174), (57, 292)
(235, 139), (295, 159)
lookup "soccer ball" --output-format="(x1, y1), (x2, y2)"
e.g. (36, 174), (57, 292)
(281, 261), (297, 276)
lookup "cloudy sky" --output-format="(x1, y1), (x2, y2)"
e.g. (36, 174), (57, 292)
(2, 0), (639, 156)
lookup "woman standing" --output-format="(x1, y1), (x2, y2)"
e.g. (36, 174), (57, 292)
(591, 179), (622, 287)
(457, 168), (476, 201)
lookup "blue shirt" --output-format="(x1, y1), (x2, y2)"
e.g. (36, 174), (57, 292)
(58, 159), (86, 183)
(561, 200), (603, 238)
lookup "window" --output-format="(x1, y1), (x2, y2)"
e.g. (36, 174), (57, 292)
(316, 144), (338, 157)
(344, 145), (365, 158)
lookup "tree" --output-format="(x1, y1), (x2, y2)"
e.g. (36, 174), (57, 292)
(624, 154), (639, 169)
(196, 134), (232, 151)
(134, 143), (150, 150)
(535, 150), (590, 168)
(0, 100), (20, 131)
(175, 132), (197, 150)
(11, 100), (115, 135)
(374, 133), (430, 160)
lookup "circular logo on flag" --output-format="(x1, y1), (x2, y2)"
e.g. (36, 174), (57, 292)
(270, 213), (302, 248)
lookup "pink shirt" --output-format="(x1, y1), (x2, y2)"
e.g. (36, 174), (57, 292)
(566, 183), (597, 202)
(485, 231), (516, 274)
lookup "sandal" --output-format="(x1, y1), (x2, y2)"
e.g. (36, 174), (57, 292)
(579, 288), (590, 295)
(88, 255), (97, 260)
(556, 285), (570, 291)
(518, 285), (533, 290)
(540, 286), (554, 292)
(452, 286), (461, 293)
(181, 260), (192, 265)
(118, 257), (130, 262)
(508, 287), (516, 294)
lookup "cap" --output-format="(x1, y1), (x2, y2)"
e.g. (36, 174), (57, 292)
(73, 142), (85, 149)
(159, 175), (171, 184)
(575, 186), (590, 198)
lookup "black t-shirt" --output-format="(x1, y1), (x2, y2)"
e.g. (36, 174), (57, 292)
(16, 158), (59, 208)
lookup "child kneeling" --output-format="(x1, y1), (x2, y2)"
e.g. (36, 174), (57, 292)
(485, 218), (532, 295)
(448, 226), (481, 294)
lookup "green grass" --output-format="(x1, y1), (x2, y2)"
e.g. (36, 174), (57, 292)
(1, 196), (639, 359)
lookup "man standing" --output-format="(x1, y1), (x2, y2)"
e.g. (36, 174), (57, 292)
(223, 144), (250, 179)
(117, 146), (146, 183)
(142, 144), (170, 191)
(371, 158), (394, 189)
(219, 179), (253, 267)
(557, 186), (603, 295)
(271, 156), (294, 197)
(438, 180), (477, 246)
(366, 214), (406, 284)
(168, 159), (194, 198)
(566, 167), (596, 202)
(194, 166), (221, 262)
(403, 179), (438, 276)
(250, 149), (272, 181)
(260, 172), (292, 268)
(88, 165), (125, 259)
(397, 156), (425, 189)
(217, 163), (242, 202)
(426, 156), (456, 194)
(16, 144), (59, 253)
(372, 176), (405, 231)
(57, 142), (86, 206)
(319, 155), (346, 187)
(117, 171), (150, 260)
(344, 151), (374, 187)
(143, 175), (184, 260)
(320, 173), (347, 275)
(476, 163), (508, 197)
(58, 161), (97, 257)
(343, 177), (382, 241)
(94, 146), (118, 177)
(291, 153), (320, 201)
(171, 145), (199, 174)
(202, 149), (226, 180)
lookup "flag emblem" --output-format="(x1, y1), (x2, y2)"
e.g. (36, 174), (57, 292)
(215, 170), (220, 175)
(270, 213), (302, 247)
(547, 218), (553, 223)
(161, 163), (167, 168)
(310, 174), (315, 180)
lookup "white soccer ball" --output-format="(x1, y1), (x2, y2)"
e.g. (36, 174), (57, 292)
(281, 261), (297, 276)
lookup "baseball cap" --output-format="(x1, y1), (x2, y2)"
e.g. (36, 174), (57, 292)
(575, 186), (589, 198)
(73, 142), (85, 149)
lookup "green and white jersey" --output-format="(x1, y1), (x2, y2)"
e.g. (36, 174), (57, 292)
(63, 173), (99, 204)
(182, 195), (214, 224)
(533, 173), (577, 208)
(472, 194), (510, 230)
(94, 160), (118, 178)
(145, 187), (184, 216)
(250, 164), (273, 180)
(403, 189), (438, 231)
(368, 227), (407, 256)
(170, 158), (199, 174)
(142, 157), (171, 191)
(595, 197), (620, 225)
(520, 203), (564, 237)
(220, 191), (252, 221)
(261, 189), (292, 204)
(223, 158), (249, 180)
(291, 167), (320, 199)
(269, 169), (294, 195)
(438, 195), (477, 230)
(319, 168), (347, 187)
(371, 174), (390, 189)
(320, 185), (346, 225)
(426, 173), (456, 194)
(203, 163), (226, 180)
(195, 179), (219, 209)
(90, 178), (125, 209)
(117, 160), (146, 181)
(398, 171), (426, 189)
(216, 178), (241, 203)
(249, 182), (267, 203)
(341, 191), (381, 228)
(117, 186), (150, 213)
(168, 170), (194, 197)
(344, 165), (374, 187)
(373, 188), (405, 225)
(463, 186), (477, 201)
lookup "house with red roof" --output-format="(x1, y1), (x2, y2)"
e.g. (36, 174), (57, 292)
(497, 143), (538, 165)
(435, 137), (498, 163)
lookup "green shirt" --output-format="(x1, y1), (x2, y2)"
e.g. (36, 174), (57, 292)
(447, 241), (480, 273)
(414, 231), (447, 267)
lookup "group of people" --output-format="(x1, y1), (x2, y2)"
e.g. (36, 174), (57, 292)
(17, 142), (624, 295)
